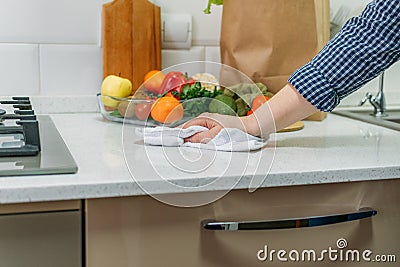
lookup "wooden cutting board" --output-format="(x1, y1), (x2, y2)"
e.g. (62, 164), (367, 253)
(278, 121), (304, 133)
(102, 0), (161, 93)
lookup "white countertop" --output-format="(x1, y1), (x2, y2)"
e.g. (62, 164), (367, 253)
(0, 112), (399, 204)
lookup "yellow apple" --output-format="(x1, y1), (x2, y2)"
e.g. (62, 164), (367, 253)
(101, 75), (132, 108)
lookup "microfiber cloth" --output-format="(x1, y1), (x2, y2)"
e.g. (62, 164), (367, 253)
(137, 126), (268, 152)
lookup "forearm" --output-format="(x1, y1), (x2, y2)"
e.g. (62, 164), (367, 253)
(242, 83), (318, 138)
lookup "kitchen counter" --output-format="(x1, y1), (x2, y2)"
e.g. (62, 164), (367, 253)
(0, 112), (399, 204)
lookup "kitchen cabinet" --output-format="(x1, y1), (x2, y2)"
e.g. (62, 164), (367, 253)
(0, 200), (82, 267)
(86, 179), (399, 267)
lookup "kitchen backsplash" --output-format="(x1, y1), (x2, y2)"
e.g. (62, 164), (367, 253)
(0, 0), (398, 108)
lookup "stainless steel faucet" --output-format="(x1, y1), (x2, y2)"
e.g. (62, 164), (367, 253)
(359, 72), (387, 117)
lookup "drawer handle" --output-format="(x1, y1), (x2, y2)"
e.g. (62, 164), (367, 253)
(202, 207), (377, 231)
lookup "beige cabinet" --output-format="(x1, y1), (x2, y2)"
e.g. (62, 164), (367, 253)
(86, 179), (400, 267)
(0, 201), (82, 267)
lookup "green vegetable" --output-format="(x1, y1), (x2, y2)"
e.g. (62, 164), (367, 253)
(220, 82), (274, 116)
(209, 94), (237, 116)
(109, 109), (124, 118)
(235, 98), (250, 116)
(203, 0), (223, 14)
(179, 81), (220, 100)
(223, 87), (235, 98)
(178, 81), (221, 117)
(225, 83), (268, 98)
(182, 98), (210, 118)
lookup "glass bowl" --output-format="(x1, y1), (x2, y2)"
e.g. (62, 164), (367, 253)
(97, 62), (273, 127)
(97, 93), (214, 127)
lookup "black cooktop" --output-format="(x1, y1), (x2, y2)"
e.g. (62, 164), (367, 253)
(0, 97), (41, 157)
(0, 97), (78, 177)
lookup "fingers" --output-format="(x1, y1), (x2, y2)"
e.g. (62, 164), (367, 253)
(177, 112), (225, 143)
(185, 126), (222, 143)
(180, 113), (220, 129)
(180, 117), (208, 129)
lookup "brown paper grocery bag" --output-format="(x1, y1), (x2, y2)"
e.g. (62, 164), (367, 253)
(220, 0), (330, 120)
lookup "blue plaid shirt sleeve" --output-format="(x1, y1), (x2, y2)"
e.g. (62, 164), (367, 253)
(288, 0), (400, 112)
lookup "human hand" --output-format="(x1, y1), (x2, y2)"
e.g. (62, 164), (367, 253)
(180, 112), (247, 143)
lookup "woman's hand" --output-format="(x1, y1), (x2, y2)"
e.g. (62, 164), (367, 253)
(181, 112), (250, 143)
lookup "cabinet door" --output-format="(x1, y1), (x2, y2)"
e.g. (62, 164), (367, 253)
(0, 210), (81, 267)
(86, 179), (400, 267)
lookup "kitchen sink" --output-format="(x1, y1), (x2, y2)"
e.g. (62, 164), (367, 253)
(333, 108), (400, 131)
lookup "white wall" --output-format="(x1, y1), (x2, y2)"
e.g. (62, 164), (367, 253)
(0, 0), (108, 96)
(0, 0), (222, 97)
(0, 0), (398, 108)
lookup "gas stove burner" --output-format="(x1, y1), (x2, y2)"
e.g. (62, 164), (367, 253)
(0, 97), (41, 157)
(0, 97), (77, 177)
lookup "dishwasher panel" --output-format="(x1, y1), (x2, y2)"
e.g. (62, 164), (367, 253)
(86, 179), (400, 267)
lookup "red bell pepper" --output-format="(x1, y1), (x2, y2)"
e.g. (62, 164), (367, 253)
(158, 72), (193, 95)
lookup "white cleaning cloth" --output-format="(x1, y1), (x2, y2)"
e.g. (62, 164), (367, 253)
(137, 126), (267, 152)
